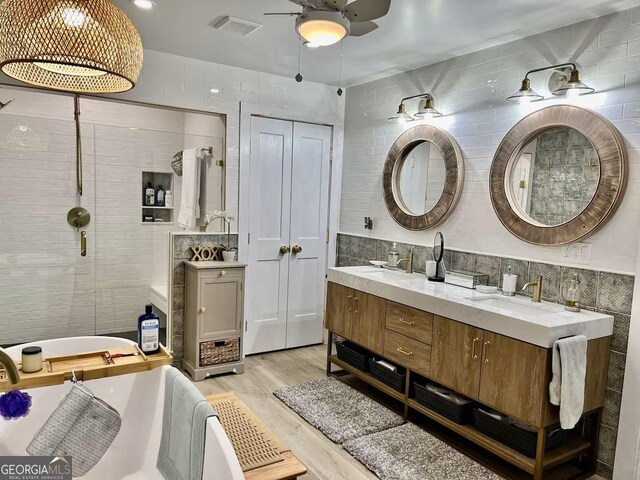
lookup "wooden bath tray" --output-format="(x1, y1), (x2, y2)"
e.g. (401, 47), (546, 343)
(0, 344), (173, 393)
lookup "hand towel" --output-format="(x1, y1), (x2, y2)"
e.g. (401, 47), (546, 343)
(157, 367), (217, 480)
(27, 383), (121, 477)
(177, 148), (201, 229)
(549, 335), (587, 429)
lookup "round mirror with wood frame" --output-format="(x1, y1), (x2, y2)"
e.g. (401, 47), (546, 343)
(383, 125), (464, 231)
(490, 105), (627, 245)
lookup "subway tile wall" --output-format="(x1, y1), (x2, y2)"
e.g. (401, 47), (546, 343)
(341, 6), (640, 275)
(336, 232), (632, 477)
(0, 92), (225, 344)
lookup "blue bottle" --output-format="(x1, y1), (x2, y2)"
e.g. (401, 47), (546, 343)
(138, 304), (160, 355)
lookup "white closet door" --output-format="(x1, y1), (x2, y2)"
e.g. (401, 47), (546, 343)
(245, 117), (292, 354)
(286, 123), (332, 348)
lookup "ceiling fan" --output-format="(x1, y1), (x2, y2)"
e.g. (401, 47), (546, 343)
(265, 0), (391, 46)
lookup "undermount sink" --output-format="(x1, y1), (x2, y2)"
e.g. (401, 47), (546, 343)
(467, 295), (563, 316)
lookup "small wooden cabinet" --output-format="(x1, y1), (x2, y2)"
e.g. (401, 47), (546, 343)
(183, 261), (246, 381)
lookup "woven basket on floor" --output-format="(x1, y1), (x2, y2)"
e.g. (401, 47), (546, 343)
(200, 338), (240, 366)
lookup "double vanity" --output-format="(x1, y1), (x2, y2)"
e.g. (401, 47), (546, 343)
(325, 266), (613, 480)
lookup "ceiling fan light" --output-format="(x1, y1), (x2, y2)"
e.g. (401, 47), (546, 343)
(506, 78), (544, 104)
(551, 69), (595, 97)
(0, 0), (143, 94)
(296, 11), (349, 47)
(388, 104), (414, 123)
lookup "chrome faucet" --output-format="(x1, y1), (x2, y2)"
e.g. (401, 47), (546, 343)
(396, 250), (413, 274)
(0, 348), (20, 385)
(522, 275), (543, 303)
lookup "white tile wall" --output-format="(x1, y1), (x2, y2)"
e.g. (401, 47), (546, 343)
(340, 7), (640, 275)
(0, 93), (225, 342)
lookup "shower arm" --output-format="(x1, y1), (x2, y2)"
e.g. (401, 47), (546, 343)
(74, 96), (82, 197)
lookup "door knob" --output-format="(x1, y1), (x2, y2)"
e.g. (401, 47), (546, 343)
(279, 245), (291, 255)
(200, 306), (206, 314)
(291, 245), (303, 254)
(220, 271), (227, 276)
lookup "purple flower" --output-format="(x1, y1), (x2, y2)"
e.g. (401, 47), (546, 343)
(0, 391), (32, 420)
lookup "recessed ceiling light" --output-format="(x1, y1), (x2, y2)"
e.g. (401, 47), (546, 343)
(210, 88), (220, 94)
(132, 0), (156, 10)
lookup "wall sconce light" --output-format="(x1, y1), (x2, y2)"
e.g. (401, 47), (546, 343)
(388, 93), (442, 123)
(506, 63), (595, 104)
(415, 96), (443, 119)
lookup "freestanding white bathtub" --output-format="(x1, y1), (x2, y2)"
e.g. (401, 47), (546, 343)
(0, 336), (244, 480)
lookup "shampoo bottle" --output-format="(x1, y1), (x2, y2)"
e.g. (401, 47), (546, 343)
(156, 185), (165, 207)
(138, 304), (160, 355)
(145, 182), (155, 206)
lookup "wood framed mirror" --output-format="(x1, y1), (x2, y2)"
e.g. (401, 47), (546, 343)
(490, 105), (627, 245)
(383, 125), (464, 231)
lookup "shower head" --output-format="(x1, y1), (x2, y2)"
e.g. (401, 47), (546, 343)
(0, 99), (13, 110)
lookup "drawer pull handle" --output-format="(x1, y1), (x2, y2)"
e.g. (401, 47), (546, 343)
(397, 347), (413, 356)
(398, 317), (415, 326)
(482, 341), (491, 364)
(472, 337), (480, 360)
(354, 297), (359, 314)
(220, 271), (227, 276)
(200, 306), (206, 314)
(347, 295), (353, 312)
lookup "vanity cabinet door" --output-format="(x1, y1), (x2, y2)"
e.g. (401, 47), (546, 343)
(431, 316), (483, 399)
(478, 331), (548, 427)
(325, 282), (353, 339)
(351, 291), (386, 355)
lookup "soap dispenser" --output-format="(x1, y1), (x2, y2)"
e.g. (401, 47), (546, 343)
(564, 274), (581, 312)
(388, 243), (400, 269)
(145, 182), (155, 206)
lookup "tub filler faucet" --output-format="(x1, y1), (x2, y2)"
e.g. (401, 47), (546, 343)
(0, 348), (20, 384)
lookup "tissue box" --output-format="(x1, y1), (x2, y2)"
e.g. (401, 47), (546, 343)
(445, 270), (489, 289)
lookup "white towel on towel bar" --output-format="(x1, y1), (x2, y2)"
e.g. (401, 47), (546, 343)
(549, 335), (587, 429)
(177, 148), (201, 229)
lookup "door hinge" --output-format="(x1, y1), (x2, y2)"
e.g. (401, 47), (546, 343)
(245, 322), (247, 332)
(249, 142), (252, 154)
(326, 228), (330, 244)
(248, 233), (251, 245)
(329, 149), (333, 166)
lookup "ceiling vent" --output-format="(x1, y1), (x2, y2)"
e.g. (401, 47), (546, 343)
(213, 16), (263, 36)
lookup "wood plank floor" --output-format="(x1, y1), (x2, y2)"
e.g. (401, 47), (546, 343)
(193, 344), (604, 480)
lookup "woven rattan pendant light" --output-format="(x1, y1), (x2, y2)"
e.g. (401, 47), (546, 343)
(0, 0), (143, 94)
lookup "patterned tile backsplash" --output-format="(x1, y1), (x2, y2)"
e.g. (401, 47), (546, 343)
(336, 232), (633, 476)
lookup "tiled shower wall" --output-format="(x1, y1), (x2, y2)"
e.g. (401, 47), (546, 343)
(0, 88), (225, 344)
(336, 232), (632, 477)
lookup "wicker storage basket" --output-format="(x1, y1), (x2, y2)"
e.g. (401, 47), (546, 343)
(200, 338), (240, 366)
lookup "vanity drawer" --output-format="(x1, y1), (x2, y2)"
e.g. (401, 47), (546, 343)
(386, 302), (433, 344)
(383, 330), (431, 377)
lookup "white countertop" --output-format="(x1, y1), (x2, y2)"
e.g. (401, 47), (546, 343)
(327, 266), (614, 348)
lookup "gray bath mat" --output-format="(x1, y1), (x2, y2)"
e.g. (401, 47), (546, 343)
(274, 377), (405, 444)
(344, 423), (503, 480)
